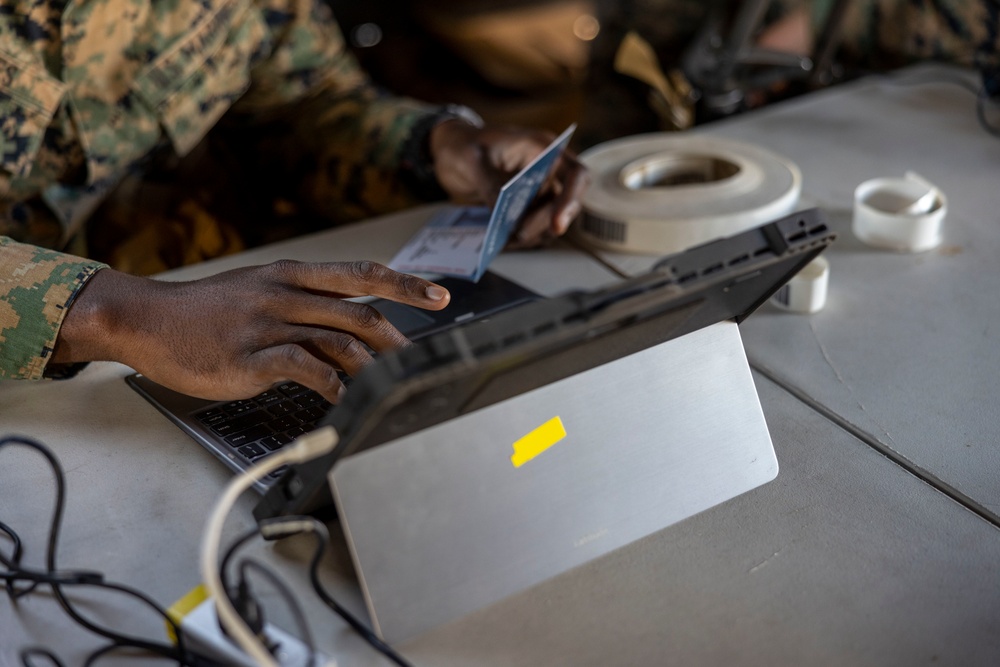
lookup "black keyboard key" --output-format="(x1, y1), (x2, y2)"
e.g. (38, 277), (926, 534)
(293, 407), (325, 423)
(198, 408), (225, 420)
(238, 443), (267, 460)
(285, 426), (308, 439)
(276, 382), (309, 397)
(258, 390), (284, 407)
(222, 399), (257, 411)
(267, 415), (300, 432)
(198, 411), (229, 427)
(267, 401), (297, 417)
(210, 411), (268, 436)
(293, 392), (324, 408)
(261, 433), (292, 451)
(225, 425), (272, 447)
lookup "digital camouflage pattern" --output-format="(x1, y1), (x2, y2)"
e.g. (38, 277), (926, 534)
(0, 0), (441, 380)
(0, 236), (104, 380)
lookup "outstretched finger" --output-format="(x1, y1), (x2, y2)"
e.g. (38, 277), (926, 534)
(271, 260), (451, 310)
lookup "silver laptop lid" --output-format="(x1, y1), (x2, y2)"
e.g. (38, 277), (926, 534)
(331, 320), (776, 643)
(254, 208), (833, 522)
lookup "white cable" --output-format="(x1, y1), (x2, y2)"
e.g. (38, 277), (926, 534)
(200, 426), (339, 667)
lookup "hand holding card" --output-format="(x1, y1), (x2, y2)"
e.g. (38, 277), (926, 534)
(390, 125), (577, 282)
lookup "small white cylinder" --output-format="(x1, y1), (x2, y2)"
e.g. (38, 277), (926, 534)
(852, 175), (947, 252)
(770, 255), (830, 314)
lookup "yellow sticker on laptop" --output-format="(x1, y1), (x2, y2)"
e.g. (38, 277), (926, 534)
(511, 416), (567, 468)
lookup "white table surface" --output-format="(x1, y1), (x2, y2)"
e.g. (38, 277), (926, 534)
(3, 365), (998, 665)
(584, 64), (1000, 523)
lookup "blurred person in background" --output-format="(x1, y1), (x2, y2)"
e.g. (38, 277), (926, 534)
(329, 0), (998, 148)
(0, 0), (588, 402)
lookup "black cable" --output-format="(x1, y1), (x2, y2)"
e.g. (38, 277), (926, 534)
(227, 515), (416, 665)
(3, 435), (407, 666)
(219, 526), (260, 602)
(1, 568), (104, 585)
(0, 520), (22, 564)
(82, 642), (138, 667)
(19, 647), (66, 667)
(0, 518), (35, 598)
(289, 516), (414, 667)
(0, 436), (224, 667)
(4, 574), (224, 667)
(238, 558), (318, 667)
(221, 527), (325, 664)
(0, 435), (186, 661)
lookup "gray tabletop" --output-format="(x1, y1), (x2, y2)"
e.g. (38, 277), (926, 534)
(586, 64), (1000, 524)
(3, 369), (998, 665)
(3, 68), (1000, 665)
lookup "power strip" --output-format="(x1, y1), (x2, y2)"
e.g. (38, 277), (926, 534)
(169, 587), (336, 667)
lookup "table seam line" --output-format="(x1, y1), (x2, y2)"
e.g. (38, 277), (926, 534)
(750, 360), (1000, 531)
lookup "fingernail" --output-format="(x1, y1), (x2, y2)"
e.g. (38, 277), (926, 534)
(336, 384), (347, 402)
(426, 284), (449, 300)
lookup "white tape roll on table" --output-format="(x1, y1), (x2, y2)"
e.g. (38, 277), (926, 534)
(574, 134), (802, 255)
(852, 172), (947, 252)
(770, 255), (829, 314)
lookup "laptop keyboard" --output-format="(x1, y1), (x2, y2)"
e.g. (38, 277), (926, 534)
(193, 381), (331, 469)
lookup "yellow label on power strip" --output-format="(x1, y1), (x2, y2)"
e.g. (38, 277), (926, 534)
(166, 584), (209, 643)
(511, 416), (567, 467)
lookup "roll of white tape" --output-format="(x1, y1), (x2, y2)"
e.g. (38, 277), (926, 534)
(574, 134), (802, 255)
(852, 172), (946, 252)
(770, 255), (829, 314)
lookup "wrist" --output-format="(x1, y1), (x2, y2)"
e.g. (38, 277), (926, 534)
(50, 269), (158, 369)
(400, 105), (484, 200)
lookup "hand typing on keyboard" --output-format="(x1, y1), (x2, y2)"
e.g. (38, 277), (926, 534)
(52, 260), (450, 403)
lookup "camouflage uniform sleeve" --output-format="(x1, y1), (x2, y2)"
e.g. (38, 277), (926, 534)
(224, 0), (443, 224)
(0, 237), (106, 380)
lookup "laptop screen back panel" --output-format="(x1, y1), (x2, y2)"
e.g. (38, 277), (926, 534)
(331, 320), (776, 643)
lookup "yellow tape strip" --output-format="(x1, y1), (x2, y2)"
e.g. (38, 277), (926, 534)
(165, 584), (209, 644)
(511, 416), (567, 468)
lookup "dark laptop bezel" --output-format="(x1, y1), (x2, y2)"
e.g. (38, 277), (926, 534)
(255, 207), (835, 522)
